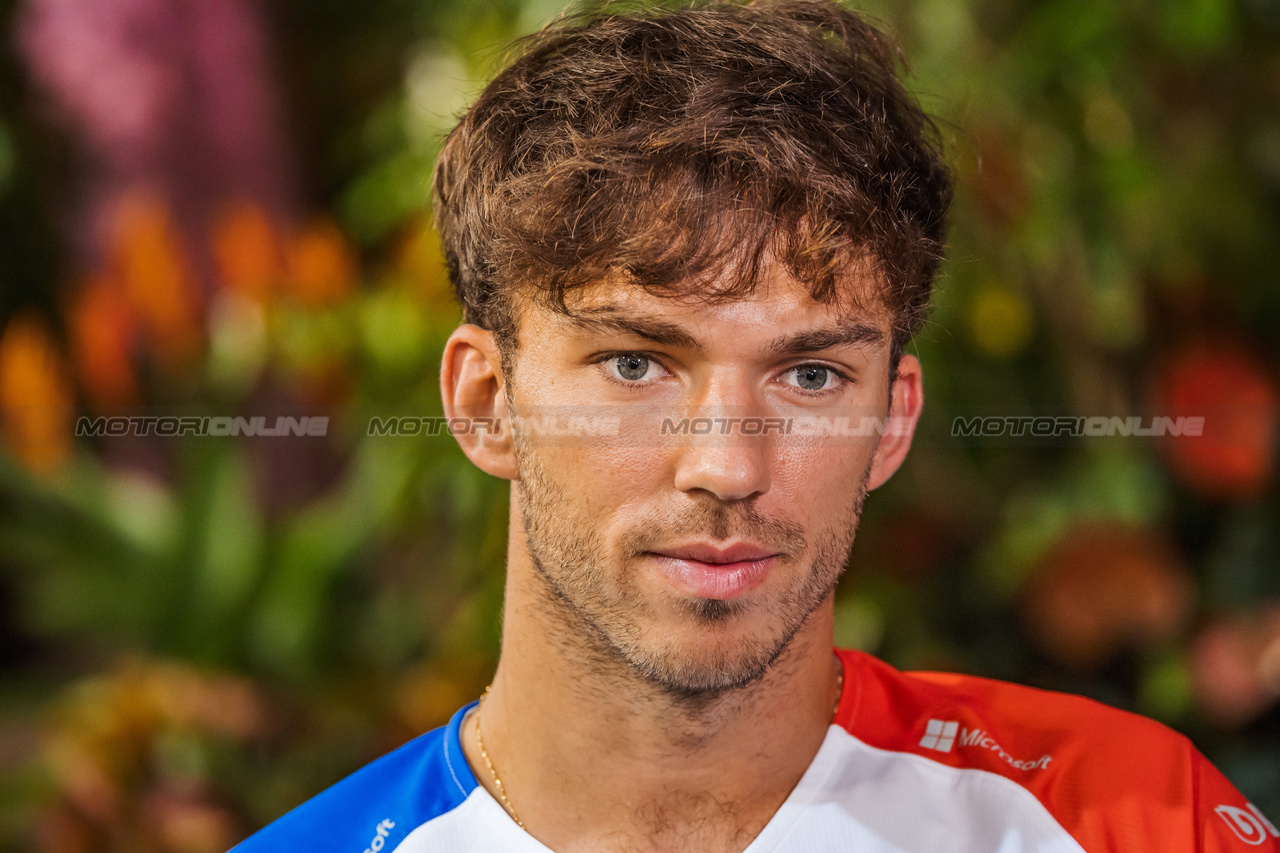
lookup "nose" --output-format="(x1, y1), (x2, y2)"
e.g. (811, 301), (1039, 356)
(670, 373), (772, 502)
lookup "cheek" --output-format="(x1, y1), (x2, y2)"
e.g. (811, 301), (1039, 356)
(770, 439), (877, 516)
(538, 440), (666, 516)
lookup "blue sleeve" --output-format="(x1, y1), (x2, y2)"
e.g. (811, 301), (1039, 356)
(230, 702), (479, 851)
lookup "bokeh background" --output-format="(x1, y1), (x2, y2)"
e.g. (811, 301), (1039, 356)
(0, 0), (1277, 848)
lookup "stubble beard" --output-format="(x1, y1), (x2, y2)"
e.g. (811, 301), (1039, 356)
(513, 430), (872, 701)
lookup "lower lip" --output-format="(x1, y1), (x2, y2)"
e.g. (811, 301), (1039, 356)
(649, 555), (776, 599)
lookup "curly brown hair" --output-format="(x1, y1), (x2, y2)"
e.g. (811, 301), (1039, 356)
(432, 0), (951, 373)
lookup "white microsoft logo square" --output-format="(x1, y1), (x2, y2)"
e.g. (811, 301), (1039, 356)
(919, 719), (959, 752)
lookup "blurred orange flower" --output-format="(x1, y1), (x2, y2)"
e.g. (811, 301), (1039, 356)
(1189, 605), (1280, 728)
(38, 658), (272, 852)
(393, 215), (454, 309)
(1023, 522), (1195, 669)
(1155, 344), (1278, 501)
(142, 785), (240, 853)
(110, 193), (203, 370)
(212, 202), (282, 303)
(0, 311), (74, 474)
(67, 274), (138, 409)
(283, 218), (356, 308)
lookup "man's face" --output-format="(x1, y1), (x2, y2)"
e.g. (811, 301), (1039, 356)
(503, 265), (905, 696)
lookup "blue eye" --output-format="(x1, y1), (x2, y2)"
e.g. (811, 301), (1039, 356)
(614, 354), (652, 381)
(791, 365), (831, 391)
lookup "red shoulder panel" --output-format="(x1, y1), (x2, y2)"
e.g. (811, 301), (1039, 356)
(834, 648), (1279, 853)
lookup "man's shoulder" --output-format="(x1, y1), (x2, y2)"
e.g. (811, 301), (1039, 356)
(840, 647), (1190, 767)
(836, 647), (1279, 852)
(229, 703), (479, 852)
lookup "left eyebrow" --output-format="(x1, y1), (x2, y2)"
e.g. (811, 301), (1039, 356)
(765, 322), (886, 357)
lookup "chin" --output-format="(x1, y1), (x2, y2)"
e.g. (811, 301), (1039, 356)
(618, 612), (795, 696)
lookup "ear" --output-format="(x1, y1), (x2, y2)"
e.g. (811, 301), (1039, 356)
(866, 353), (923, 491)
(440, 324), (519, 480)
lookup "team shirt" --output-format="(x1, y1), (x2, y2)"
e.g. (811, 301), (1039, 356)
(231, 648), (1280, 852)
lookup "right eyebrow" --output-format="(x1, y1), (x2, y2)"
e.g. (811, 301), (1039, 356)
(564, 308), (703, 350)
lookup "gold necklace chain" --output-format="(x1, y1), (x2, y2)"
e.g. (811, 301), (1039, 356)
(475, 655), (844, 832)
(475, 685), (524, 828)
(833, 653), (845, 718)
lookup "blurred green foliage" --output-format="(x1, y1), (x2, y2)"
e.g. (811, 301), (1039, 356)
(0, 0), (1278, 849)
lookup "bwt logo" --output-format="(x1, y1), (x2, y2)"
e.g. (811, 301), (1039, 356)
(1215, 804), (1279, 845)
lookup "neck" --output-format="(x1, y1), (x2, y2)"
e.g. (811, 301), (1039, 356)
(460, 504), (843, 853)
